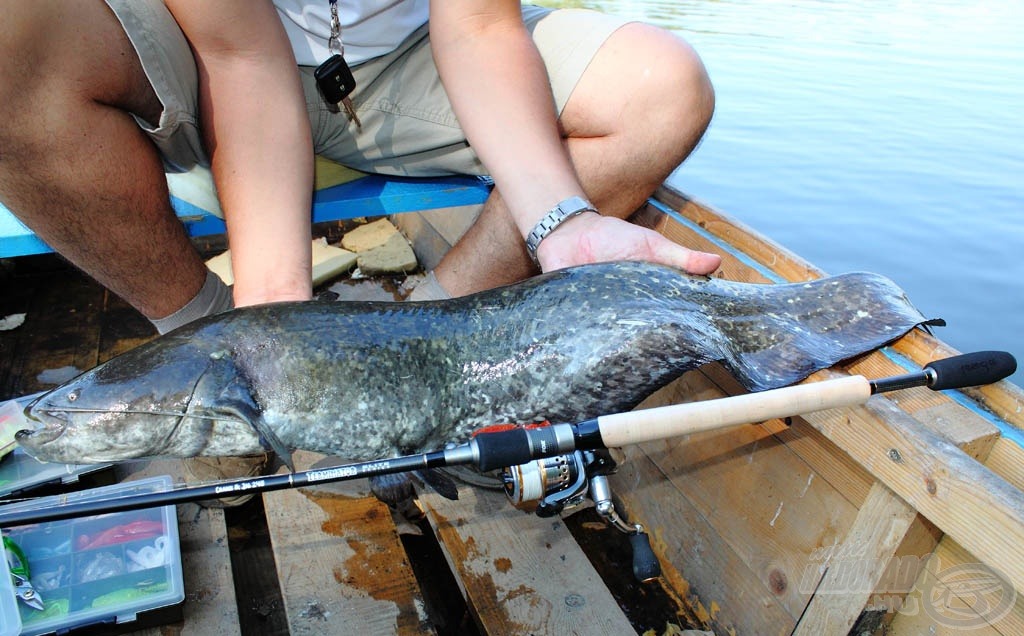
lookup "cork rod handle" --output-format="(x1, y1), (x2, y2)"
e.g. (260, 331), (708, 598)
(597, 375), (872, 448)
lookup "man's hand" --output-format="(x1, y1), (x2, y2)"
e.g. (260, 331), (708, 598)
(535, 212), (722, 275)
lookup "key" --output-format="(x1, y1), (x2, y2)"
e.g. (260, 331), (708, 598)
(314, 54), (361, 128)
(341, 96), (362, 129)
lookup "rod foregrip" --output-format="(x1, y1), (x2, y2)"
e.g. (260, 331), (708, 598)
(926, 351), (1017, 391)
(474, 428), (533, 472)
(473, 424), (577, 471)
(596, 375), (872, 448)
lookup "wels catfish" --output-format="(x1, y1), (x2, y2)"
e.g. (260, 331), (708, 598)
(18, 261), (931, 468)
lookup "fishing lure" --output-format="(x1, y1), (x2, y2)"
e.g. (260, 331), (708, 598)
(5, 535), (44, 610)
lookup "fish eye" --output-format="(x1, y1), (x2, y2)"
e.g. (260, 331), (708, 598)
(67, 389), (80, 402)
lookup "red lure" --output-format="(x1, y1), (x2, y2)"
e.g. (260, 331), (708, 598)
(77, 519), (165, 550)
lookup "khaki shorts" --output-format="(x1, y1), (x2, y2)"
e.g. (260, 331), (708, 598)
(105, 1), (629, 177)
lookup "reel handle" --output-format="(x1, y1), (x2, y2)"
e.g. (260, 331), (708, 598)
(629, 532), (661, 582)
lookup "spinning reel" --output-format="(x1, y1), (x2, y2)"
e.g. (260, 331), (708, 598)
(498, 446), (661, 582)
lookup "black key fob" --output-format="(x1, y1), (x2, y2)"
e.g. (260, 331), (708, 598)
(314, 54), (356, 105)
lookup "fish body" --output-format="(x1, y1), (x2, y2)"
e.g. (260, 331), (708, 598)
(19, 261), (927, 465)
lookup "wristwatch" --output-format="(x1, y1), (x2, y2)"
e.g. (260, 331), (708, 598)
(525, 196), (598, 266)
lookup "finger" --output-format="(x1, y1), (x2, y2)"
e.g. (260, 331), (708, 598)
(683, 250), (722, 275)
(653, 237), (721, 275)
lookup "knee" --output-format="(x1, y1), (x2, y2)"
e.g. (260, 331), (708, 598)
(0, 2), (153, 126)
(615, 23), (715, 150)
(0, 6), (49, 115)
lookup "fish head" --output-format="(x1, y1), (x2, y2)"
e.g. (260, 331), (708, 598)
(17, 334), (264, 464)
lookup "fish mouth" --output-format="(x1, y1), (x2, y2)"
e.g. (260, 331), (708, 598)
(15, 419), (65, 447)
(16, 399), (68, 447)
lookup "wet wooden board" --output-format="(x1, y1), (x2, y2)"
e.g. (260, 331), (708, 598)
(419, 485), (636, 635)
(262, 452), (434, 635)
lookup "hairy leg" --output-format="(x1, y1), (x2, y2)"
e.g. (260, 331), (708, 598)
(0, 2), (207, 319)
(435, 22), (714, 296)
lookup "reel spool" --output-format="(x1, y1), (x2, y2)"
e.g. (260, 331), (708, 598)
(501, 452), (588, 516)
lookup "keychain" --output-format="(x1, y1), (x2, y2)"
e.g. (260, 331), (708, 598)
(314, 0), (361, 128)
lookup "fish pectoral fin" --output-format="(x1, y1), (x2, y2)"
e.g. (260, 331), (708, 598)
(369, 473), (417, 509)
(216, 381), (295, 473)
(413, 469), (459, 501)
(368, 469), (460, 509)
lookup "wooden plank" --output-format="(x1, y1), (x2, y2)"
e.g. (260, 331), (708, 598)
(697, 363), (876, 507)
(793, 372), (1024, 594)
(5, 267), (103, 396)
(889, 437), (1024, 634)
(116, 459), (241, 636)
(630, 373), (860, 620)
(793, 483), (919, 634)
(888, 535), (1022, 635)
(263, 453), (433, 635)
(175, 505), (240, 634)
(97, 291), (158, 363)
(987, 437), (1024, 491)
(418, 484), (637, 635)
(609, 444), (796, 635)
(628, 372), (856, 632)
(651, 366), (991, 633)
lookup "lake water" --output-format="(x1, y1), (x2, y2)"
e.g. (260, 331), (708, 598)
(546, 0), (1023, 386)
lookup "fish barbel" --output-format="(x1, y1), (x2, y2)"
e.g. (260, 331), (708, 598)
(17, 261), (929, 466)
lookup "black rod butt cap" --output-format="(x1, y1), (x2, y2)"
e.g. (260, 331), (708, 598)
(926, 351), (1016, 391)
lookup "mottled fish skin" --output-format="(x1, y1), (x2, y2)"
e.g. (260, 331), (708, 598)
(18, 261), (927, 465)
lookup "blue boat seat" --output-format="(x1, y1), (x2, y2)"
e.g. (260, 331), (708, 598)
(0, 158), (492, 258)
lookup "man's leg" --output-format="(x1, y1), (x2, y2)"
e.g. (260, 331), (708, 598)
(434, 22), (714, 296)
(0, 2), (208, 321)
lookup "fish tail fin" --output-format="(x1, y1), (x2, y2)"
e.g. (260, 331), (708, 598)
(716, 272), (930, 392)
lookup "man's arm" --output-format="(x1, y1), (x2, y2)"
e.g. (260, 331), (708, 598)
(166, 0), (313, 306)
(429, 1), (721, 275)
(429, 2), (584, 241)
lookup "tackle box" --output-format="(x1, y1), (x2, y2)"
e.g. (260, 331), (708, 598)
(0, 537), (20, 636)
(0, 397), (115, 500)
(0, 448), (115, 501)
(0, 476), (184, 635)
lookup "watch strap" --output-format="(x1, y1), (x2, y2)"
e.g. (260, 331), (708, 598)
(525, 196), (597, 265)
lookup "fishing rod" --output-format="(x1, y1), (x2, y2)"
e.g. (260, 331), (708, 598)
(0, 351), (1016, 581)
